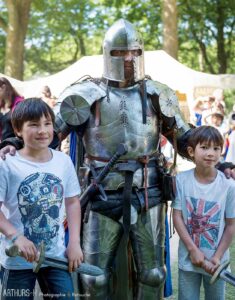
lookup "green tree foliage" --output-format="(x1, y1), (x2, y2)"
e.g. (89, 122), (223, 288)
(25, 0), (162, 79)
(25, 0), (107, 78)
(0, 32), (6, 72)
(0, 0), (234, 79)
(224, 89), (235, 113)
(178, 0), (235, 74)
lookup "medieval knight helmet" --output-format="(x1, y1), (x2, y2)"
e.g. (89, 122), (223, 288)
(103, 19), (145, 82)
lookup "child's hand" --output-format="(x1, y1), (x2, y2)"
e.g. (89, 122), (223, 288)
(14, 236), (38, 262)
(203, 257), (220, 275)
(66, 241), (83, 273)
(189, 248), (205, 267)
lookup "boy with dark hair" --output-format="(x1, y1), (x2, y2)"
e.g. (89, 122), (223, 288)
(0, 98), (83, 299)
(172, 125), (235, 300)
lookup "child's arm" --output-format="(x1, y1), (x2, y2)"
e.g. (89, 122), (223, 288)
(173, 208), (205, 267)
(204, 218), (235, 275)
(65, 195), (83, 273)
(0, 205), (37, 262)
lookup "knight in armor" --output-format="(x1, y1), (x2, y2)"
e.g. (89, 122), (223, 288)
(54, 19), (192, 300)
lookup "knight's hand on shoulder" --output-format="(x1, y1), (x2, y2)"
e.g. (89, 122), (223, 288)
(217, 162), (235, 180)
(224, 168), (235, 180)
(0, 145), (16, 160)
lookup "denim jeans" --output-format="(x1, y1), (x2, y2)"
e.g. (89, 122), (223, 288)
(178, 269), (225, 300)
(1, 267), (74, 300)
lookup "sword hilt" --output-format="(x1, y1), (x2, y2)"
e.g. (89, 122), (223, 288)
(80, 143), (128, 209)
(33, 241), (45, 273)
(96, 143), (128, 183)
(210, 260), (230, 284)
(5, 244), (21, 257)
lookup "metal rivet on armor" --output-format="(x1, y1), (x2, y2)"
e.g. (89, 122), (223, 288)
(95, 133), (100, 141)
(120, 112), (128, 127)
(119, 100), (127, 111)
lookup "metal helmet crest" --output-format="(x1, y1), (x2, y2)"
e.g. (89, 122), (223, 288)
(103, 19), (145, 82)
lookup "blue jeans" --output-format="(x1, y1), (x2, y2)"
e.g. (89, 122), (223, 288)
(178, 269), (225, 300)
(1, 267), (74, 300)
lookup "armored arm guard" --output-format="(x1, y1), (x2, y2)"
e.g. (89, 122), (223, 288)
(216, 161), (235, 172)
(0, 132), (60, 151)
(146, 80), (192, 159)
(0, 137), (24, 150)
(55, 80), (106, 136)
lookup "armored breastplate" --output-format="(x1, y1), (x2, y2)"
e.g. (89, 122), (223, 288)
(83, 83), (159, 160)
(58, 78), (189, 190)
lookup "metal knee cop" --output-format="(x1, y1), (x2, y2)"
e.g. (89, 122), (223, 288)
(139, 266), (166, 287)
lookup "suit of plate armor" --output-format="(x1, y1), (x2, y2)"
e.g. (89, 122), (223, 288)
(55, 19), (191, 300)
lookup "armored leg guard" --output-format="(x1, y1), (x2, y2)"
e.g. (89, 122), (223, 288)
(130, 204), (167, 300)
(80, 211), (123, 300)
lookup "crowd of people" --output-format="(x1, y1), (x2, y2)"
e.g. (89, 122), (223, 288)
(192, 90), (235, 164)
(0, 18), (234, 300)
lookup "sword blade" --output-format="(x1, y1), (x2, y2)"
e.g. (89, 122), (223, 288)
(43, 255), (104, 276)
(6, 243), (104, 277)
(220, 270), (235, 287)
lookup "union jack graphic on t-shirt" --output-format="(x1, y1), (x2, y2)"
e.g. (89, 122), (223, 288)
(186, 197), (221, 250)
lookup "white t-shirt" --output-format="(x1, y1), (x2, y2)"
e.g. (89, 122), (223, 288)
(172, 168), (235, 275)
(226, 130), (235, 164)
(0, 149), (81, 270)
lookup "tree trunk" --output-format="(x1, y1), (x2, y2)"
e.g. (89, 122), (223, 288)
(162, 0), (178, 59)
(4, 0), (32, 80)
(78, 36), (86, 57)
(216, 1), (227, 74)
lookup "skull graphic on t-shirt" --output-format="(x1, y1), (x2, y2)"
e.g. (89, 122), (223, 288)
(17, 172), (63, 250)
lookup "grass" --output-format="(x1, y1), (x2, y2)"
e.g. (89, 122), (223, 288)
(166, 236), (235, 299)
(226, 237), (235, 299)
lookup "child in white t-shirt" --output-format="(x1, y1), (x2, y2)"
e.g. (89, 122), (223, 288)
(172, 125), (235, 300)
(0, 98), (83, 299)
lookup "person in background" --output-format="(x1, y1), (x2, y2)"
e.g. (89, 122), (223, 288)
(0, 112), (3, 141)
(192, 97), (203, 126)
(225, 107), (235, 164)
(212, 88), (226, 109)
(201, 96), (215, 125)
(191, 96), (216, 127)
(192, 96), (207, 126)
(204, 109), (226, 136)
(172, 126), (235, 300)
(0, 77), (24, 140)
(40, 85), (57, 109)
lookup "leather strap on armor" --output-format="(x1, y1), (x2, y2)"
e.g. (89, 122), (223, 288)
(139, 80), (147, 124)
(138, 156), (150, 211)
(116, 161), (145, 234)
(123, 171), (134, 234)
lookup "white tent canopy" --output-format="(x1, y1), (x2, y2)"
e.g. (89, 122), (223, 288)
(1, 50), (235, 109)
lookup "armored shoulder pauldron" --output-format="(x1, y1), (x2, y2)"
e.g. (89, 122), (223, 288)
(146, 80), (180, 118)
(59, 79), (106, 126)
(146, 79), (189, 133)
